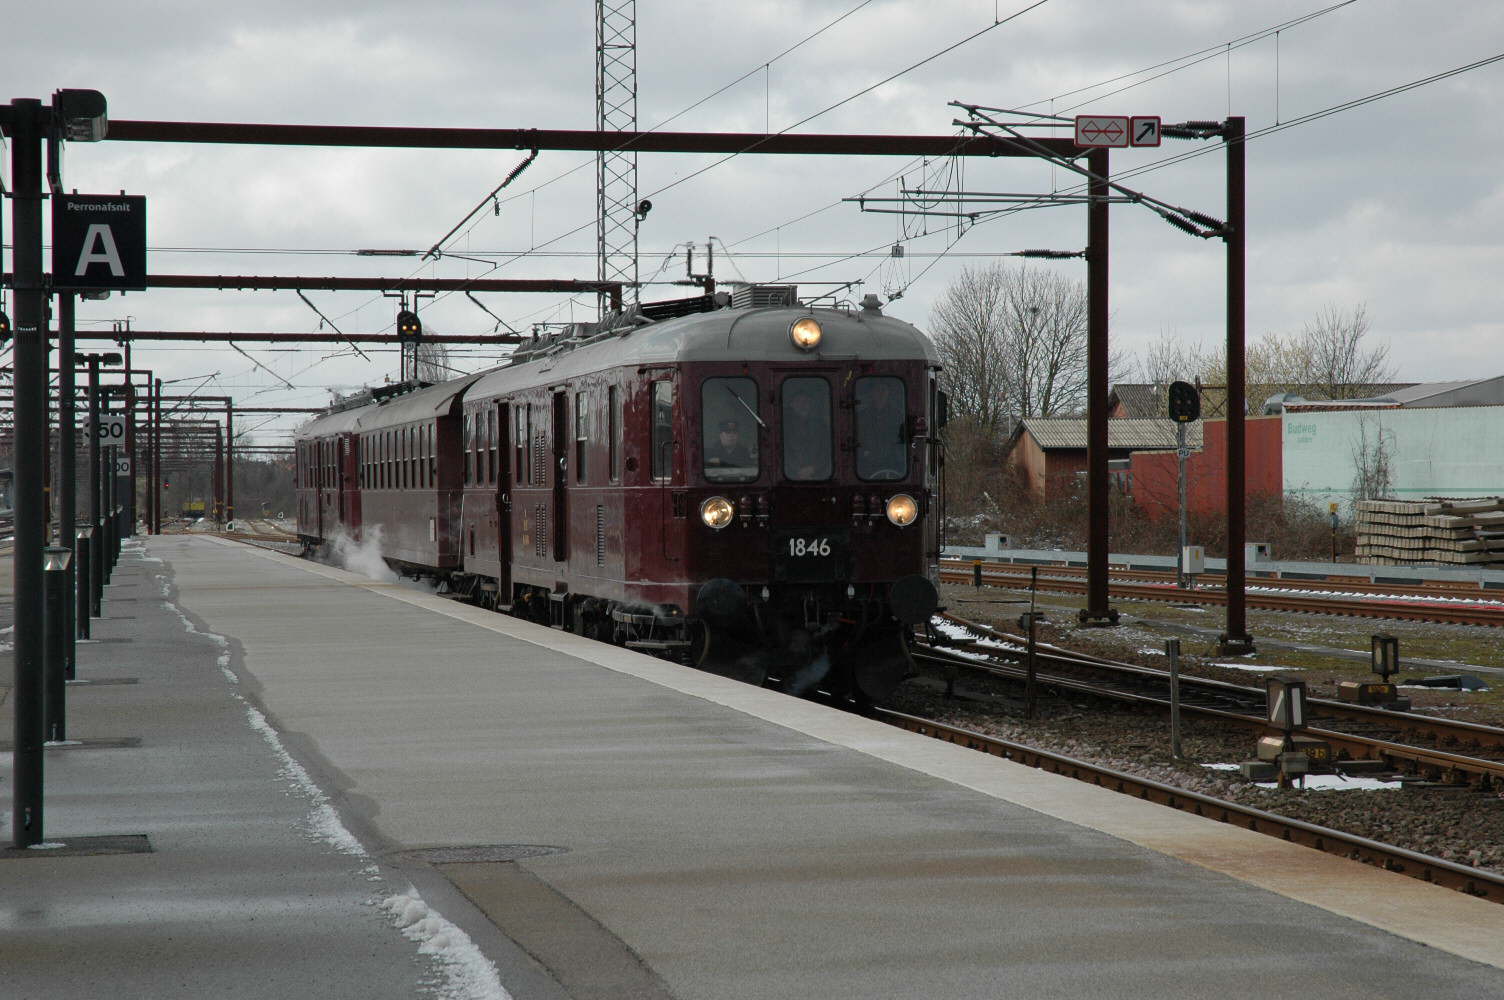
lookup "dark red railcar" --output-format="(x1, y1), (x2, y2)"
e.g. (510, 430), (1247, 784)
(351, 376), (480, 571)
(296, 292), (943, 702)
(294, 407), (362, 546)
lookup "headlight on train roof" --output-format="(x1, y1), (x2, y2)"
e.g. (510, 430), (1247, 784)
(789, 316), (822, 351)
(886, 493), (919, 527)
(701, 496), (735, 529)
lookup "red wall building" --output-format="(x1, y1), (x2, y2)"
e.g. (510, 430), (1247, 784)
(1129, 415), (1282, 518)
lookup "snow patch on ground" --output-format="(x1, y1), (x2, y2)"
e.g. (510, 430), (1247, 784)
(1210, 661), (1302, 672)
(379, 889), (512, 1000)
(1201, 763), (1402, 791)
(153, 543), (514, 999)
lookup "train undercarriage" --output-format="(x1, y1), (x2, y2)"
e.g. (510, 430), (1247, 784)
(452, 573), (934, 707)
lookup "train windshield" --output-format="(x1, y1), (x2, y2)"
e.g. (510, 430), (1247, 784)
(701, 377), (760, 483)
(855, 376), (907, 480)
(781, 377), (832, 481)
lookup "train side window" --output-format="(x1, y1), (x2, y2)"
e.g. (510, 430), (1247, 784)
(650, 381), (674, 482)
(781, 377), (832, 481)
(464, 413), (474, 486)
(855, 376), (908, 481)
(428, 424), (436, 486)
(487, 408), (498, 486)
(701, 376), (759, 484)
(515, 406), (526, 482)
(608, 385), (621, 483)
(575, 392), (588, 484)
(409, 426), (417, 489)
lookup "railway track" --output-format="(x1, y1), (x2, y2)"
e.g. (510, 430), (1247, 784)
(916, 613), (1504, 790)
(876, 707), (1504, 902)
(939, 561), (1504, 627)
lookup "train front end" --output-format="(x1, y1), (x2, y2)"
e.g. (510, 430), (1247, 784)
(674, 299), (942, 703)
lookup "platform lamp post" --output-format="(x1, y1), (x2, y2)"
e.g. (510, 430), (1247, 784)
(5, 88), (109, 849)
(76, 350), (123, 619)
(43, 547), (73, 742)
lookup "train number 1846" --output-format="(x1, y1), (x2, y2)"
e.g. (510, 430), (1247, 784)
(787, 537), (832, 557)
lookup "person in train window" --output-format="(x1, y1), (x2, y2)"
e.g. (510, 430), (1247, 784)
(783, 379), (832, 481)
(705, 419), (753, 471)
(856, 377), (907, 481)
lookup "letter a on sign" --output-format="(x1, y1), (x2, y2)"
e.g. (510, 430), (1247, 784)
(51, 193), (148, 291)
(76, 224), (125, 277)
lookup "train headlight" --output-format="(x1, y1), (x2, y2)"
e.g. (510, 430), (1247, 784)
(789, 317), (822, 351)
(701, 496), (735, 530)
(885, 493), (919, 527)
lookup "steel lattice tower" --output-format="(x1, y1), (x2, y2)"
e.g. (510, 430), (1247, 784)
(596, 0), (638, 316)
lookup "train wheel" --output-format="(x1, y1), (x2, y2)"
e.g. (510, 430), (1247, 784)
(846, 626), (915, 705)
(691, 623), (768, 687)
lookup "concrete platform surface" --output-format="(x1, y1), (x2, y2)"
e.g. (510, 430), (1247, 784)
(5, 534), (1504, 999)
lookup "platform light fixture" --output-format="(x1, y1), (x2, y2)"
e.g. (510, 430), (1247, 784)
(52, 88), (109, 142)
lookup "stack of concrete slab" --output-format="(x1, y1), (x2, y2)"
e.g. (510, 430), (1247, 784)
(1356, 498), (1504, 566)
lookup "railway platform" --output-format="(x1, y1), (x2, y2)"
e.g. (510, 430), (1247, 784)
(5, 535), (1504, 999)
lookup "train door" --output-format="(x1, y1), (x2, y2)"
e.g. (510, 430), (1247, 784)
(316, 440), (326, 538)
(496, 401), (513, 592)
(651, 378), (681, 566)
(339, 436), (356, 534)
(551, 390), (568, 561)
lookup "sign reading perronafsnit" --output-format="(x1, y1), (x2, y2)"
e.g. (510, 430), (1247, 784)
(51, 194), (147, 290)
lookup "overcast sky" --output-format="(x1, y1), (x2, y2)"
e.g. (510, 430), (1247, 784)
(7, 1), (1504, 446)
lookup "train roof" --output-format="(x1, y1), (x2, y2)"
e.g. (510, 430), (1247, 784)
(296, 373), (485, 440)
(468, 303), (938, 399)
(297, 302), (938, 439)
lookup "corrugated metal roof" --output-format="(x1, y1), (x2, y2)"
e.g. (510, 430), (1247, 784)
(1021, 417), (1200, 450)
(1110, 382), (1418, 418)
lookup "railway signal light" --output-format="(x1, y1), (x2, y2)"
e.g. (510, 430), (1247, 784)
(396, 309), (422, 343)
(0, 309), (10, 346)
(1166, 380), (1200, 423)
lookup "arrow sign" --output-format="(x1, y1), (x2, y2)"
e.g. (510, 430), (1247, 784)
(1074, 116), (1129, 148)
(1131, 116), (1162, 147)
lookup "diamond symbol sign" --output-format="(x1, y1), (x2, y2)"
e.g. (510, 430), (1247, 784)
(1074, 116), (1129, 148)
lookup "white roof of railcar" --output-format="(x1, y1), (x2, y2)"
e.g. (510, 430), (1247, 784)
(467, 305), (938, 400)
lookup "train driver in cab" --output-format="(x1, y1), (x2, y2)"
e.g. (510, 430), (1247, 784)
(705, 419), (753, 475)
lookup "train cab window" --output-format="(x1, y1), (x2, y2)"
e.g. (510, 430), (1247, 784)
(781, 377), (832, 481)
(701, 377), (759, 484)
(574, 393), (588, 484)
(608, 386), (621, 483)
(650, 381), (674, 482)
(855, 377), (908, 481)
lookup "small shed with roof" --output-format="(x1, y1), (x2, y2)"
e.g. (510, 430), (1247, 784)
(1005, 417), (1199, 500)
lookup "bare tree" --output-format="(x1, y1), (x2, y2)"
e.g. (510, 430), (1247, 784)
(1002, 266), (1090, 421)
(414, 339), (455, 384)
(928, 263), (1090, 435)
(928, 264), (1013, 437)
(1350, 413), (1394, 501)
(1301, 303), (1395, 398)
(1137, 303), (1394, 406)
